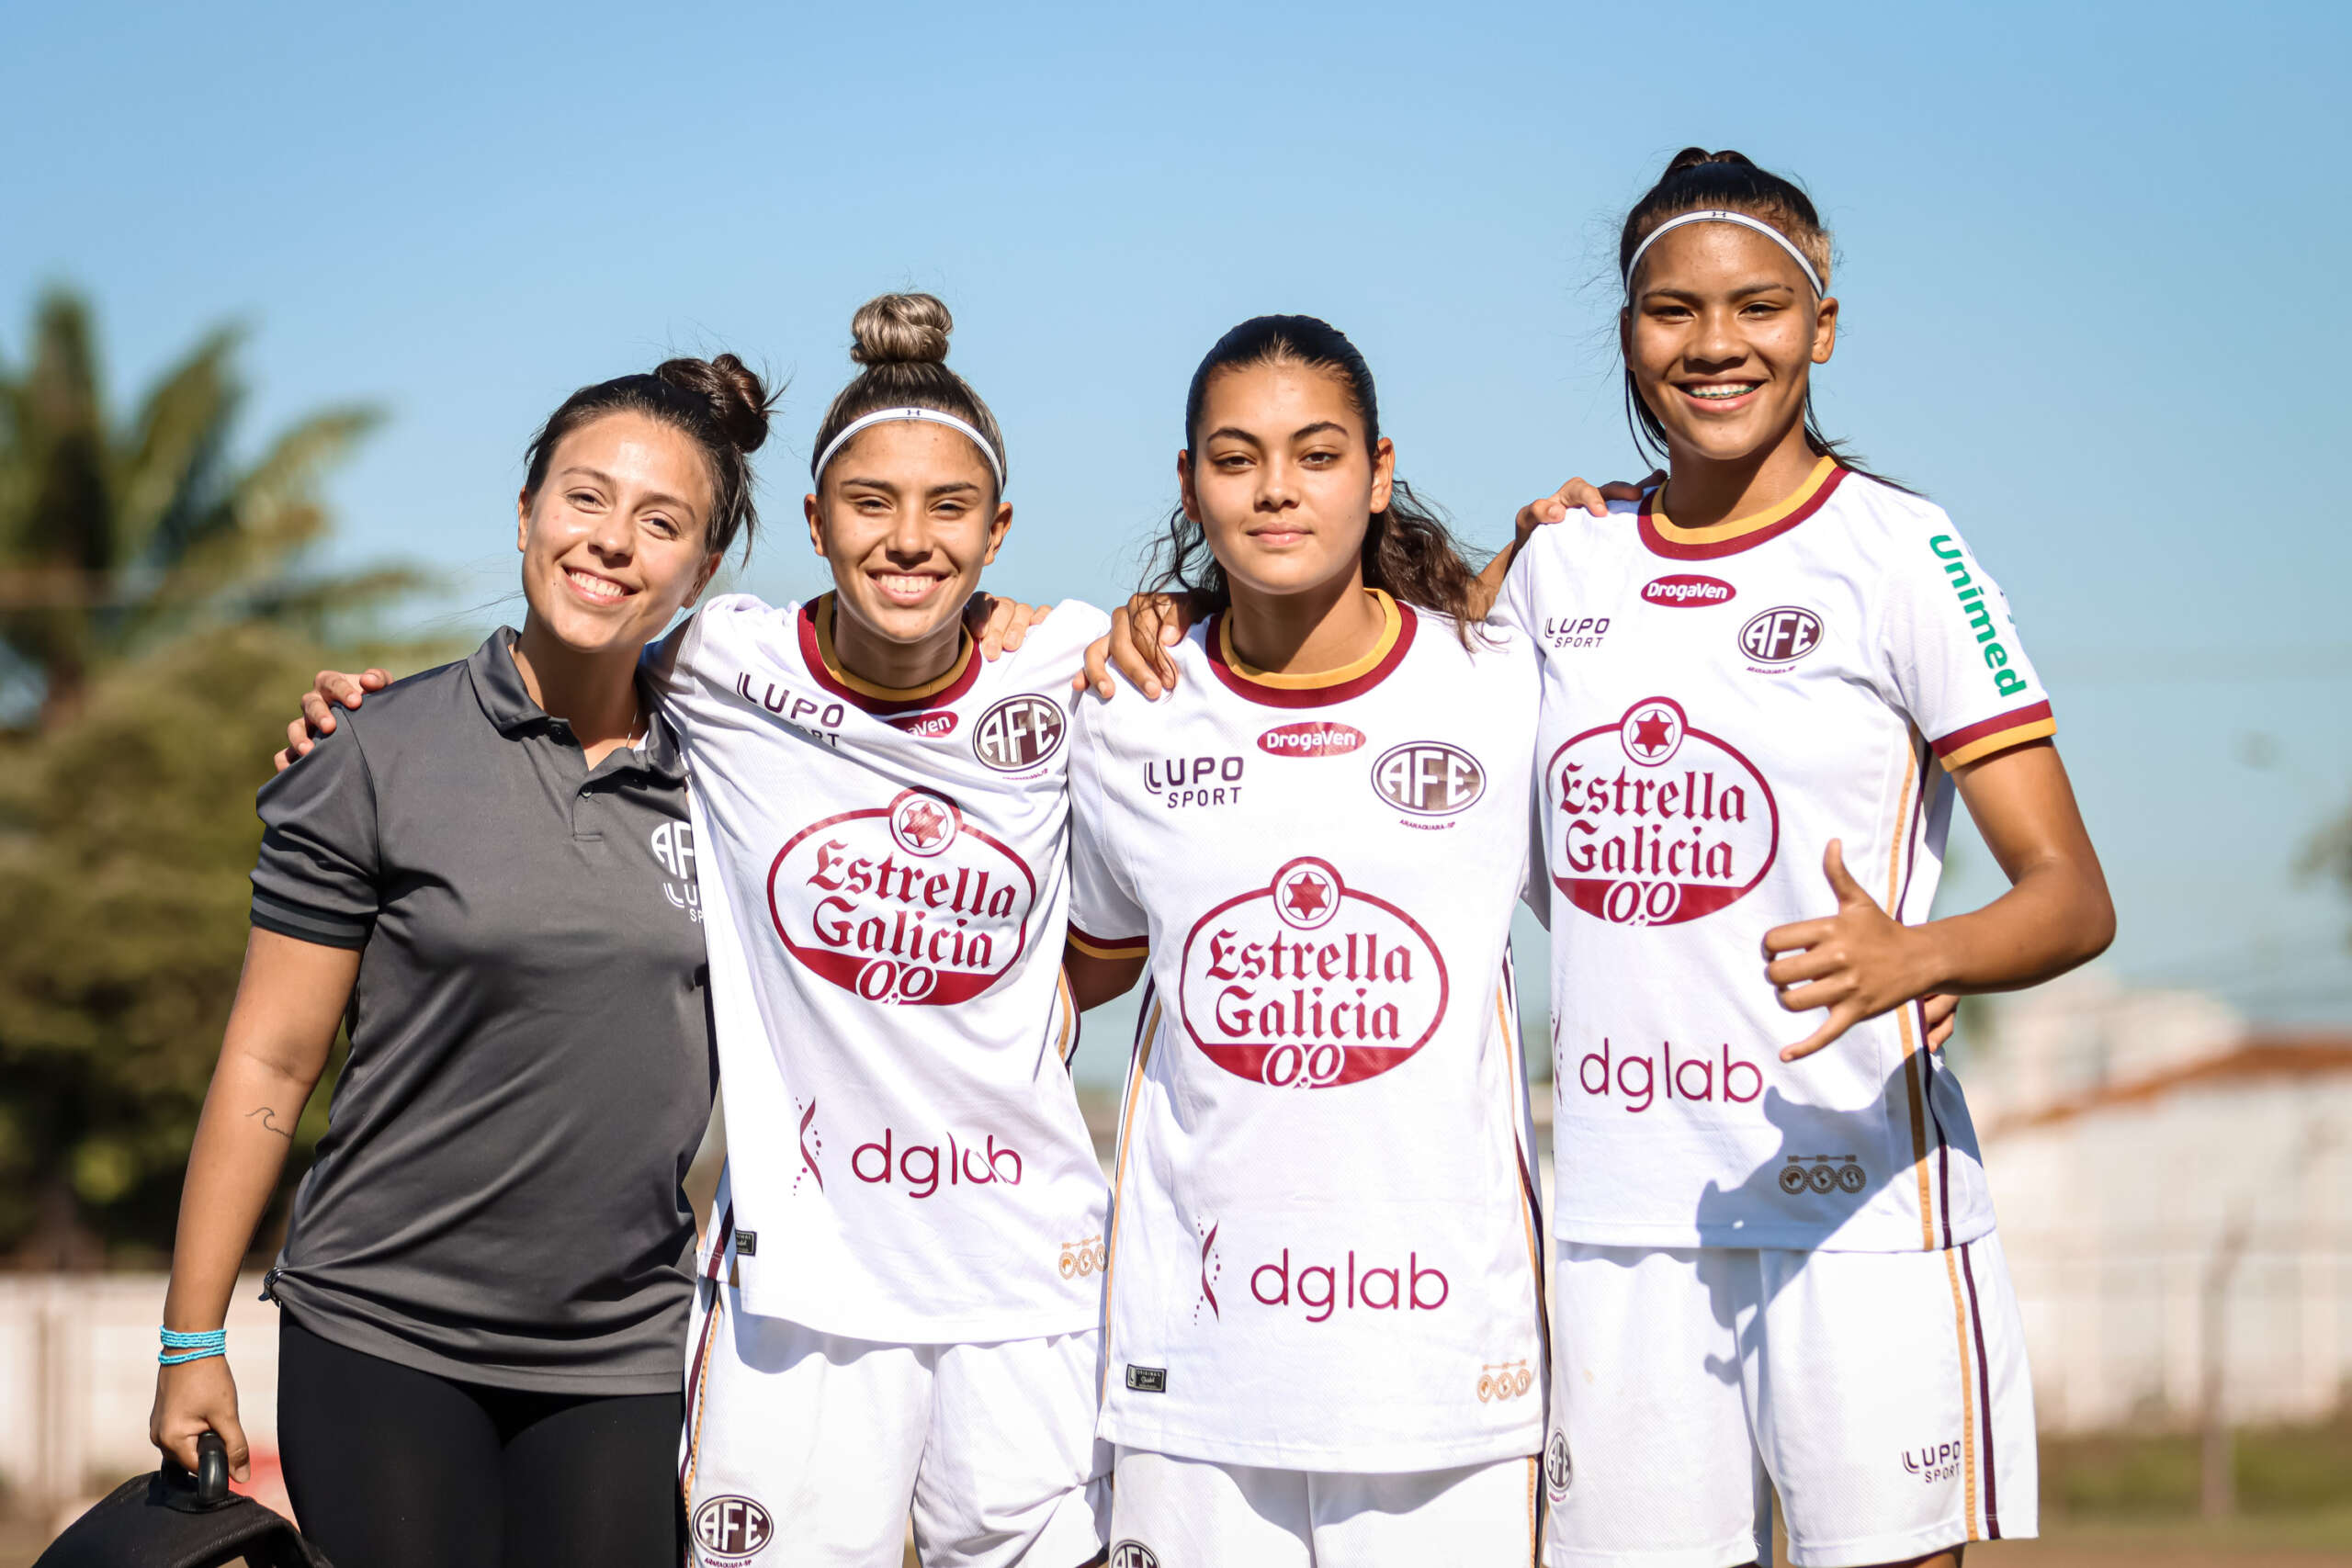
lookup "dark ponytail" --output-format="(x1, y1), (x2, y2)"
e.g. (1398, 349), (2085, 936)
(1148, 314), (1484, 641)
(1619, 148), (1910, 491)
(523, 354), (775, 559)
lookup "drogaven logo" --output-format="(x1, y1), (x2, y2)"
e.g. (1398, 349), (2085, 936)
(886, 709), (958, 739)
(972, 693), (1065, 772)
(692, 1495), (773, 1561)
(768, 787), (1036, 1005)
(1739, 605), (1824, 665)
(1643, 573), (1736, 608)
(1258, 720), (1365, 758)
(1548, 696), (1779, 926)
(1371, 741), (1484, 817)
(1180, 856), (1447, 1089)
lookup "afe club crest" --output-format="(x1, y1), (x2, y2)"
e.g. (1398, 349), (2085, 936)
(1179, 857), (1447, 1088)
(1547, 696), (1779, 926)
(767, 787), (1036, 1005)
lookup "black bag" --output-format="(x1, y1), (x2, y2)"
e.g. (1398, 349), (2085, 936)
(34, 1435), (333, 1568)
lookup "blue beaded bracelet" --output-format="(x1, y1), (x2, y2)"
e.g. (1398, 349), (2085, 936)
(159, 1326), (226, 1366)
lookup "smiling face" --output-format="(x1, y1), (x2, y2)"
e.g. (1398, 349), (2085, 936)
(1622, 220), (1838, 467)
(1180, 359), (1394, 604)
(514, 411), (722, 656)
(806, 419), (1011, 661)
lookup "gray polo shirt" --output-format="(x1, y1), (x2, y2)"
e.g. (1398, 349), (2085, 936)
(250, 629), (716, 1394)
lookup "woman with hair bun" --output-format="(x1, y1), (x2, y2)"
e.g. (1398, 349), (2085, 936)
(1490, 149), (2115, 1568)
(153, 356), (774, 1566)
(652, 293), (1112, 1568)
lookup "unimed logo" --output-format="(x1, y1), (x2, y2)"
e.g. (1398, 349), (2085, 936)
(693, 1495), (773, 1560)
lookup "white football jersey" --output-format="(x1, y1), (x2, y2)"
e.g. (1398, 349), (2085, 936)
(1493, 460), (2057, 1253)
(1070, 592), (1548, 1473)
(649, 592), (1113, 1343)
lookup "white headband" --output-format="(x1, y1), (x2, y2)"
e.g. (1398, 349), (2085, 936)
(811, 407), (1005, 491)
(1623, 209), (1825, 299)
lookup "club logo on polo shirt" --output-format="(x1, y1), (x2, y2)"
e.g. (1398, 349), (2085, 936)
(649, 821), (701, 919)
(1109, 1542), (1159, 1568)
(768, 787), (1037, 1006)
(1546, 697), (1778, 927)
(1178, 856), (1447, 1089)
(691, 1495), (773, 1562)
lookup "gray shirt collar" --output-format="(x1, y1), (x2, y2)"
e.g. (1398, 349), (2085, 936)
(466, 627), (687, 784)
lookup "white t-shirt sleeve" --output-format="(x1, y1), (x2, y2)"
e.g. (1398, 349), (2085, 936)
(1065, 699), (1149, 959)
(1877, 514), (2056, 772)
(1487, 536), (1543, 640)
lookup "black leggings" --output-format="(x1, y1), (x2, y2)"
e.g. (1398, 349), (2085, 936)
(277, 1317), (684, 1568)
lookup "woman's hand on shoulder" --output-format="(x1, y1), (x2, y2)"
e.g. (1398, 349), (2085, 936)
(1514, 471), (1660, 541)
(1074, 592), (1192, 702)
(276, 668), (391, 772)
(151, 1355), (251, 1483)
(965, 593), (1050, 660)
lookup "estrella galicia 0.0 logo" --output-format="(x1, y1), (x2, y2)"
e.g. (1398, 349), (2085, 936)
(972, 693), (1066, 772)
(692, 1495), (773, 1561)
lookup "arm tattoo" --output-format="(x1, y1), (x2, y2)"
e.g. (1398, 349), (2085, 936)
(244, 1107), (294, 1141)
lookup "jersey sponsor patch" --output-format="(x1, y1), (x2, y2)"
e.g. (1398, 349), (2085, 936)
(1548, 697), (1778, 927)
(1643, 572), (1736, 608)
(1178, 857), (1448, 1088)
(768, 788), (1037, 1005)
(1257, 720), (1364, 758)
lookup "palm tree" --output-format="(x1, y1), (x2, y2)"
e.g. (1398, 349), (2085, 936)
(0, 288), (412, 728)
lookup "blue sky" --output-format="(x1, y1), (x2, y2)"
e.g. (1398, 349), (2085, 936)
(7, 1), (2348, 1078)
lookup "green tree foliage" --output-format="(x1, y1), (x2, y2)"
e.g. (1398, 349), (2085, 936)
(0, 289), (427, 1263)
(0, 288), (413, 728)
(0, 627), (355, 1263)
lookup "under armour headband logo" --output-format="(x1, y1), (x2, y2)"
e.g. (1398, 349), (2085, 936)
(811, 407), (1005, 491)
(1623, 210), (1825, 299)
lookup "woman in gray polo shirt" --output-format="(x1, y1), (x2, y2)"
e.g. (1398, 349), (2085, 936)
(147, 355), (769, 1568)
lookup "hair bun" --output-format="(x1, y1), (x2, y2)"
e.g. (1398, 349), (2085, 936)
(656, 354), (772, 455)
(1664, 146), (1757, 176)
(849, 293), (953, 367)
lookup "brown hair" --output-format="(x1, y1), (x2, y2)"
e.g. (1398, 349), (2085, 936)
(1618, 148), (1906, 488)
(522, 355), (774, 558)
(809, 293), (1008, 495)
(1148, 314), (1484, 641)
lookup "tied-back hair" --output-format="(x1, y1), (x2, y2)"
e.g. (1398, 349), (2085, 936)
(1619, 148), (1912, 492)
(523, 355), (775, 560)
(1148, 314), (1485, 642)
(809, 293), (1008, 496)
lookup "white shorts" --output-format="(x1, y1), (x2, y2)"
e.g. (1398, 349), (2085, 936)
(1544, 1235), (2036, 1568)
(1110, 1445), (1541, 1568)
(682, 1280), (1110, 1568)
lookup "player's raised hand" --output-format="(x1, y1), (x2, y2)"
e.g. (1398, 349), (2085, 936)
(1762, 840), (1931, 1062)
(967, 592), (1049, 660)
(1075, 592), (1191, 701)
(276, 668), (390, 771)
